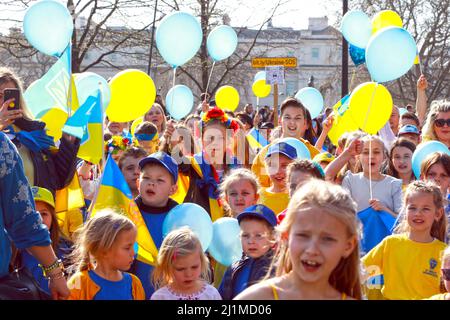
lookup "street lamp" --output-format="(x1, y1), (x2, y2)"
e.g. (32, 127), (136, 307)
(342, 0), (349, 97)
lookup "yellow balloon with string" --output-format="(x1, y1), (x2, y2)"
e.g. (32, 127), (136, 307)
(348, 82), (393, 135)
(215, 85), (239, 112)
(372, 10), (403, 34)
(252, 79), (271, 98)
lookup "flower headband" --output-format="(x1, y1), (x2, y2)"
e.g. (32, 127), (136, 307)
(200, 107), (239, 133)
(105, 135), (132, 155)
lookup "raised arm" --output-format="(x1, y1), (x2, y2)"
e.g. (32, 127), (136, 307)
(315, 114), (334, 151)
(324, 138), (362, 182)
(416, 74), (428, 127)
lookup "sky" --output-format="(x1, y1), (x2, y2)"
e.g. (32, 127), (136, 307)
(0, 0), (342, 34)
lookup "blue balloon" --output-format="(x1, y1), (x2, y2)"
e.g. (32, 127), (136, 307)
(165, 85), (194, 120)
(294, 87), (324, 119)
(279, 137), (311, 160)
(366, 27), (417, 83)
(156, 12), (202, 68)
(208, 218), (242, 266)
(340, 10), (372, 48)
(207, 25), (238, 61)
(349, 44), (366, 66)
(162, 203), (213, 251)
(23, 0), (73, 56)
(412, 141), (450, 178)
(254, 71), (266, 82)
(75, 72), (111, 111)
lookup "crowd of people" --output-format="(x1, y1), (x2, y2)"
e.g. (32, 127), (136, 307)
(0, 66), (449, 300)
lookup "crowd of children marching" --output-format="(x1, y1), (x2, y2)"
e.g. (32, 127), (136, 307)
(1, 67), (450, 300)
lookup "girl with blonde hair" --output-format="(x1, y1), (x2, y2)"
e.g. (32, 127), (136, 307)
(67, 210), (144, 300)
(151, 227), (221, 300)
(235, 179), (361, 300)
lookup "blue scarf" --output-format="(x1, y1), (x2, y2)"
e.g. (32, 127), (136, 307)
(6, 125), (55, 153)
(193, 152), (240, 199)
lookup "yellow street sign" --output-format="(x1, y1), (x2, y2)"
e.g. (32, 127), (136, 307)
(251, 57), (297, 68)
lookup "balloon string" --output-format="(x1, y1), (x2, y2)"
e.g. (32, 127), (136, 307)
(369, 138), (373, 200)
(257, 97), (259, 108)
(169, 67), (176, 121)
(204, 61), (215, 102)
(362, 82), (378, 134)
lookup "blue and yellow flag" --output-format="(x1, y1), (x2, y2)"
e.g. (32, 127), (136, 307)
(24, 45), (72, 117)
(77, 90), (103, 164)
(246, 127), (269, 152)
(90, 156), (158, 265)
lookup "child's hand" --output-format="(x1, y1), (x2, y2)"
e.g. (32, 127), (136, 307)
(346, 138), (362, 157)
(163, 120), (176, 140)
(369, 199), (386, 212)
(322, 114), (334, 133)
(417, 74), (428, 91)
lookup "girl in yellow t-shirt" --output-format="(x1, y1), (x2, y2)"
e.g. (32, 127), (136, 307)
(362, 180), (448, 300)
(235, 179), (362, 300)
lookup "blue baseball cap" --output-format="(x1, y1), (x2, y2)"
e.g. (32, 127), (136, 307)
(237, 204), (277, 227)
(265, 142), (297, 160)
(139, 151), (178, 183)
(398, 124), (420, 135)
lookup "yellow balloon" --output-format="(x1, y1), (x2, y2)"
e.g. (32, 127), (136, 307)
(348, 82), (393, 134)
(414, 55), (420, 65)
(131, 116), (144, 136)
(40, 108), (69, 142)
(328, 99), (359, 146)
(107, 69), (156, 122)
(252, 79), (271, 98)
(372, 10), (403, 34)
(215, 85), (239, 112)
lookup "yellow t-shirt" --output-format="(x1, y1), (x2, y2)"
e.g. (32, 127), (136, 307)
(259, 188), (289, 215)
(251, 138), (320, 188)
(57, 209), (83, 240)
(362, 233), (447, 300)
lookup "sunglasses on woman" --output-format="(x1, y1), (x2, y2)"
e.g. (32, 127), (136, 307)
(434, 118), (450, 127)
(443, 268), (450, 281)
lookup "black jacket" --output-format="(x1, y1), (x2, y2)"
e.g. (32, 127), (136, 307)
(218, 250), (275, 300)
(10, 118), (80, 195)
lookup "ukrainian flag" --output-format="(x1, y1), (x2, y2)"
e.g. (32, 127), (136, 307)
(77, 90), (103, 164)
(246, 127), (269, 152)
(24, 44), (72, 117)
(90, 156), (158, 265)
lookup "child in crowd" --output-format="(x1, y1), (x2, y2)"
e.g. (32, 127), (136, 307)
(235, 180), (361, 300)
(118, 147), (148, 199)
(13, 187), (72, 296)
(260, 142), (297, 214)
(400, 111), (420, 129)
(327, 135), (403, 217)
(131, 151), (179, 298)
(362, 181), (448, 300)
(151, 227), (221, 300)
(67, 210), (144, 300)
(251, 97), (320, 188)
(425, 246), (450, 300)
(278, 159), (325, 224)
(179, 107), (241, 222)
(105, 117), (131, 138)
(220, 169), (260, 218)
(133, 121), (159, 155)
(397, 124), (421, 146)
(387, 138), (416, 189)
(219, 205), (276, 300)
(312, 152), (335, 170)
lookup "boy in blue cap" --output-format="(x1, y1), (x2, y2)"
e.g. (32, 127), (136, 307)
(219, 204), (276, 300)
(398, 124), (421, 145)
(131, 151), (179, 298)
(260, 141), (297, 214)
